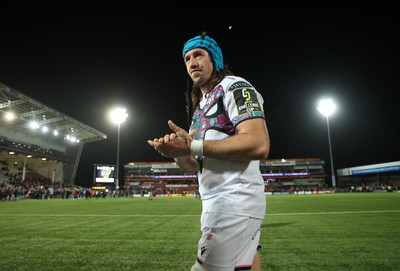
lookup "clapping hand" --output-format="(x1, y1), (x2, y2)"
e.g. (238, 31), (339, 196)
(147, 120), (197, 158)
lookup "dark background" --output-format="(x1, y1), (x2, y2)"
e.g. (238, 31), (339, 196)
(1, 4), (399, 187)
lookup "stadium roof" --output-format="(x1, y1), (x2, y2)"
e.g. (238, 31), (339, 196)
(0, 81), (107, 145)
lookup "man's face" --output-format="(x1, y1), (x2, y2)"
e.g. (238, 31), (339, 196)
(184, 48), (214, 87)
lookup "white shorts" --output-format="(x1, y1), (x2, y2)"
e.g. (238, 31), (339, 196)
(192, 212), (262, 271)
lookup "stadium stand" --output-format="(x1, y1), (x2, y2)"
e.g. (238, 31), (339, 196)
(0, 81), (107, 186)
(123, 158), (330, 196)
(337, 161), (400, 192)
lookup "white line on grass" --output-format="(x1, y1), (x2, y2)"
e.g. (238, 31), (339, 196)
(268, 210), (400, 216)
(0, 214), (200, 217)
(0, 210), (399, 217)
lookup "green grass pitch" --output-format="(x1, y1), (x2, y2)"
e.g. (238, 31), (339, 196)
(1, 192), (399, 270)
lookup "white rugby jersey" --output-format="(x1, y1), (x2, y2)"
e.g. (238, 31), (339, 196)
(190, 75), (266, 219)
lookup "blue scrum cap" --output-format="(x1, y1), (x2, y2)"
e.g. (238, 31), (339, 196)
(182, 35), (224, 72)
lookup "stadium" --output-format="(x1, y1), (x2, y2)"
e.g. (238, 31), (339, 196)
(1, 82), (400, 270)
(1, 79), (398, 197)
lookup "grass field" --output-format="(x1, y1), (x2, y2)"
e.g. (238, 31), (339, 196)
(1, 192), (400, 271)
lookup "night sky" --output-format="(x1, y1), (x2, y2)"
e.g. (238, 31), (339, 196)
(1, 5), (399, 187)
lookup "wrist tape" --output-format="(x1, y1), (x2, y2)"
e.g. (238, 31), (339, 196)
(190, 140), (203, 156)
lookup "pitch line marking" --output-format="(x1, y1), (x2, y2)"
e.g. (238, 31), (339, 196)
(268, 210), (400, 216)
(0, 210), (399, 217)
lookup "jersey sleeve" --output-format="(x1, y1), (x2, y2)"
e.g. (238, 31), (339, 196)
(225, 79), (265, 126)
